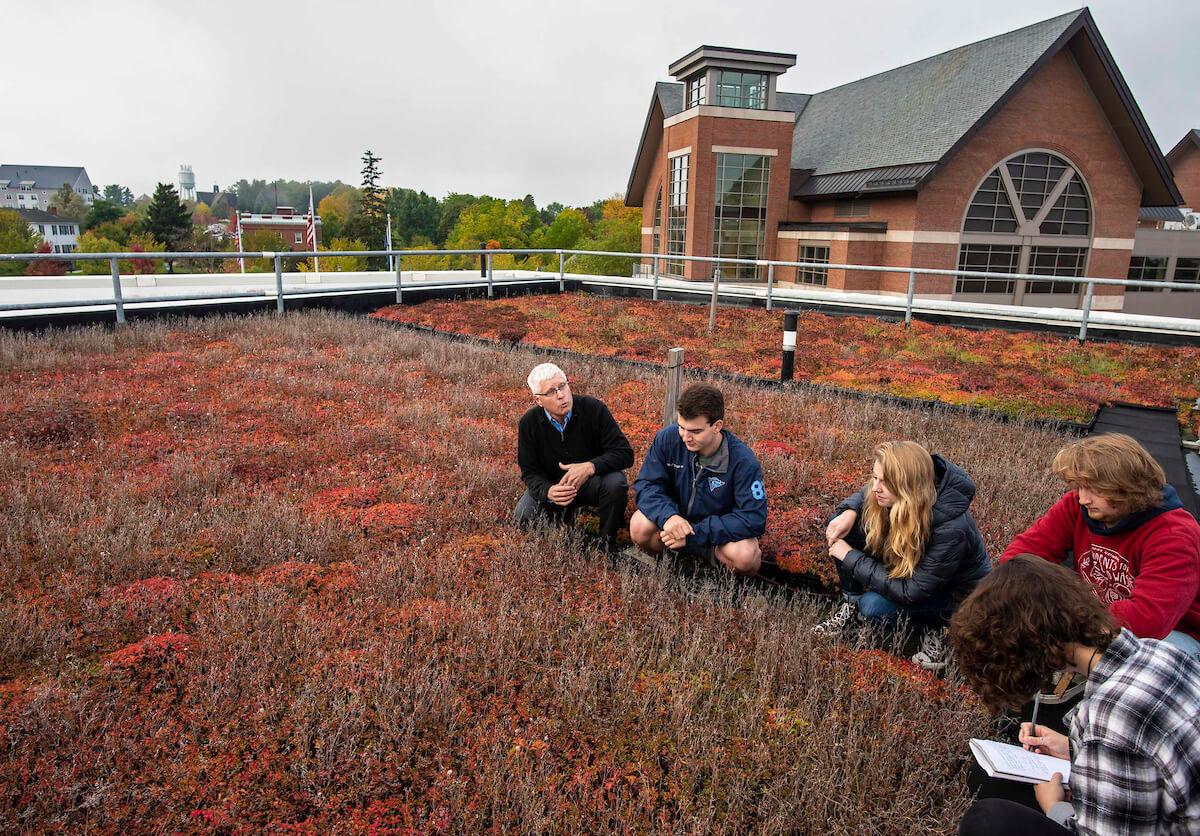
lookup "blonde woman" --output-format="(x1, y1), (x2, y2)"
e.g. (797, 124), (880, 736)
(816, 441), (991, 669)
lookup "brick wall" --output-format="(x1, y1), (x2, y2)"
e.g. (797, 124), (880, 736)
(1171, 144), (1200, 209)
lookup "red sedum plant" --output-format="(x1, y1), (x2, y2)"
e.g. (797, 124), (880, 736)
(374, 293), (1200, 435)
(0, 312), (1069, 832)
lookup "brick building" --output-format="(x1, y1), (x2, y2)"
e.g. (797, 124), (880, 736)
(1126, 130), (1200, 316)
(625, 10), (1183, 312)
(237, 206), (320, 250)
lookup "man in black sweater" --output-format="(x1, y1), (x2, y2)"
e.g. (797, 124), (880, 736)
(514, 362), (634, 550)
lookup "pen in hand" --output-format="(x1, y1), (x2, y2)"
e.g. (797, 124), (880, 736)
(1026, 691), (1042, 751)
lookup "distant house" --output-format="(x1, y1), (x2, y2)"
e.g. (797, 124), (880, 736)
(17, 208), (81, 254)
(237, 206), (320, 249)
(196, 184), (238, 217)
(0, 165), (94, 213)
(625, 9), (1185, 315)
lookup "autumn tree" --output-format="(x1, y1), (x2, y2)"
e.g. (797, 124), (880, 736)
(48, 184), (88, 220)
(566, 198), (641, 276)
(24, 241), (71, 276)
(297, 237), (368, 273)
(0, 209), (41, 275)
(145, 183), (193, 271)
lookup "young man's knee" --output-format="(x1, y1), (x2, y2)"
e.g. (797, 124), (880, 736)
(629, 511), (660, 548)
(717, 539), (761, 576)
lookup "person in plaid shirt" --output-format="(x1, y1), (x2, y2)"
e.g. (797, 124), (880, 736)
(951, 555), (1200, 835)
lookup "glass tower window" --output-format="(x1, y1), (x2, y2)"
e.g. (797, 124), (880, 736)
(713, 71), (767, 109)
(667, 155), (689, 277)
(711, 153), (769, 279)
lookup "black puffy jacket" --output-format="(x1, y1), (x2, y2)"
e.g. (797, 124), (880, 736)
(834, 454), (991, 606)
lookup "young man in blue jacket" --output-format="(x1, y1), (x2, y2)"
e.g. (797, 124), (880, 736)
(630, 383), (766, 576)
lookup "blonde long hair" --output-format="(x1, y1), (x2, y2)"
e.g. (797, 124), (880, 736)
(862, 441), (936, 579)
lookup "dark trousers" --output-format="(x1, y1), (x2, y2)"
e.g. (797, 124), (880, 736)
(512, 471), (628, 546)
(958, 798), (1069, 835)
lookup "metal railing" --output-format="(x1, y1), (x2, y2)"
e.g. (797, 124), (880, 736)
(1, 246), (1197, 338)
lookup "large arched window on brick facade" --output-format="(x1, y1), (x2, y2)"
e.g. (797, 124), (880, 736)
(955, 150), (1092, 303)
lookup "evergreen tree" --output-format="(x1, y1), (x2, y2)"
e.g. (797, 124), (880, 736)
(145, 183), (194, 272)
(359, 150), (385, 219)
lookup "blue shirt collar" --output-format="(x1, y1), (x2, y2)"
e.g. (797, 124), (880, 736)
(544, 409), (572, 433)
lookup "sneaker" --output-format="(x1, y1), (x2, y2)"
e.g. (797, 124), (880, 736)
(911, 628), (947, 671)
(814, 600), (859, 635)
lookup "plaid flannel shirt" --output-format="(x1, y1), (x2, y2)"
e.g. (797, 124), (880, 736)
(1055, 629), (1200, 835)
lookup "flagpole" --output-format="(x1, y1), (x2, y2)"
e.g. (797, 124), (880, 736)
(308, 185), (321, 276)
(235, 213), (245, 273)
(386, 214), (394, 273)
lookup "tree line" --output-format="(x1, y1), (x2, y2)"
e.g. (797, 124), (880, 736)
(1, 150), (642, 277)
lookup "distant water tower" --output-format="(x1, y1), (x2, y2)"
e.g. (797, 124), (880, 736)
(178, 165), (196, 201)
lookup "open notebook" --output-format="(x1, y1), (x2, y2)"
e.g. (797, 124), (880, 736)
(970, 739), (1071, 785)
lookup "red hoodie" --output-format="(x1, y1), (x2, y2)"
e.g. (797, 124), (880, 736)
(1001, 488), (1200, 640)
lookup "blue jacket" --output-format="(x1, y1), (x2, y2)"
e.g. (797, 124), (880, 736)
(634, 426), (767, 548)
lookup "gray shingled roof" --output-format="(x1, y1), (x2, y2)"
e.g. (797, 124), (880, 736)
(0, 164), (88, 191)
(657, 82), (683, 119)
(790, 10), (1082, 175)
(15, 208), (79, 224)
(1138, 206), (1186, 222)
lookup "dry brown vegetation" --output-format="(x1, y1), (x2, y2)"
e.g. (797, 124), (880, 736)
(0, 311), (1071, 833)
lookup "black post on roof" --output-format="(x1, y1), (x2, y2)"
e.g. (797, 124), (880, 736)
(781, 311), (798, 382)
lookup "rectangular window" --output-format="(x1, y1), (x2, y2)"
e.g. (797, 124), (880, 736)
(713, 70), (767, 109)
(294, 232), (303, 244)
(666, 154), (689, 276)
(60, 244), (76, 253)
(834, 198), (870, 218)
(711, 153), (770, 280)
(686, 74), (706, 108)
(1025, 246), (1084, 294)
(1172, 257), (1199, 285)
(955, 244), (1020, 294)
(797, 246), (830, 286)
(1126, 255), (1168, 292)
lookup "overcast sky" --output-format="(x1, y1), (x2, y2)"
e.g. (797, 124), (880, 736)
(10, 0), (1197, 207)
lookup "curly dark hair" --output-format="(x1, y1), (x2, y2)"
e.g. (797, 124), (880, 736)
(948, 555), (1115, 711)
(676, 383), (724, 424)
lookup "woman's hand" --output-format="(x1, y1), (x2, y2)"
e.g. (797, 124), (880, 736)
(828, 539), (853, 562)
(826, 510), (857, 545)
(1020, 723), (1069, 760)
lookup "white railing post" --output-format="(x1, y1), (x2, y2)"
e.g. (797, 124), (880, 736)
(766, 262), (776, 311)
(486, 252), (494, 298)
(395, 254), (403, 304)
(110, 257), (126, 325)
(273, 254), (284, 314)
(1079, 280), (1095, 341)
(652, 255), (661, 301)
(558, 250), (565, 292)
(904, 269), (917, 328)
(708, 266), (720, 334)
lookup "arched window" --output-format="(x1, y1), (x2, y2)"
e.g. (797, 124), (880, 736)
(956, 151), (1092, 299)
(652, 188), (662, 255)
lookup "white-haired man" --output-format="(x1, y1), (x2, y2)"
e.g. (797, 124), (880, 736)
(514, 363), (634, 551)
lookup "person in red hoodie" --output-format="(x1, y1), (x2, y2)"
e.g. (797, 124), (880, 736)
(1001, 433), (1200, 656)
